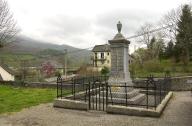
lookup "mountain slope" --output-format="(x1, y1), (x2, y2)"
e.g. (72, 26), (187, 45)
(0, 36), (82, 53)
(0, 36), (92, 67)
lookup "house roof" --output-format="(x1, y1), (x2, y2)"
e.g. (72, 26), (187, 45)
(92, 44), (110, 52)
(0, 63), (16, 75)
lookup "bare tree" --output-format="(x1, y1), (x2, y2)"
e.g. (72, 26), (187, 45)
(160, 6), (182, 42)
(0, 0), (19, 48)
(136, 23), (154, 48)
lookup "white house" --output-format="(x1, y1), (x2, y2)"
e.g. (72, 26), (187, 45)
(0, 63), (15, 81)
(91, 44), (134, 71)
(92, 44), (111, 70)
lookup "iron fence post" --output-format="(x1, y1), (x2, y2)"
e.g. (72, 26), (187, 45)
(74, 78), (76, 100)
(85, 83), (87, 102)
(56, 77), (59, 98)
(61, 78), (63, 99)
(99, 81), (101, 110)
(160, 80), (162, 102)
(72, 77), (74, 95)
(146, 79), (149, 109)
(106, 82), (108, 107)
(96, 82), (98, 110)
(103, 83), (104, 111)
(83, 77), (85, 91)
(92, 82), (94, 109)
(154, 81), (157, 110)
(88, 81), (91, 109)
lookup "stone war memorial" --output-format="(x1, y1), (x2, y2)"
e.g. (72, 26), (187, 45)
(108, 21), (145, 105)
(54, 21), (173, 117)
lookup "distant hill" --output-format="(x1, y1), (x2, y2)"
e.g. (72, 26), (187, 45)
(0, 36), (85, 53)
(0, 36), (92, 67)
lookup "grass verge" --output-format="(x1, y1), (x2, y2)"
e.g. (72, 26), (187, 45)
(0, 85), (57, 114)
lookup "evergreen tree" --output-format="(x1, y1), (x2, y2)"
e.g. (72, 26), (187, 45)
(156, 38), (166, 61)
(149, 36), (156, 50)
(175, 4), (192, 65)
(165, 40), (174, 58)
(148, 36), (156, 59)
(173, 44), (182, 62)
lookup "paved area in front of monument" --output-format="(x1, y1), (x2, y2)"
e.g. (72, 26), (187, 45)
(0, 92), (192, 126)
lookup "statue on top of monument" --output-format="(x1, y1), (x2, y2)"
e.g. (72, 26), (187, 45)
(113, 21), (125, 40)
(117, 21), (122, 33)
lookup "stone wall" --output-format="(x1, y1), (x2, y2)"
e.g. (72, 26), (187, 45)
(133, 76), (192, 91)
(53, 99), (88, 110)
(106, 92), (173, 117)
(0, 81), (83, 91)
(170, 76), (192, 91)
(1, 76), (192, 91)
(0, 81), (57, 88)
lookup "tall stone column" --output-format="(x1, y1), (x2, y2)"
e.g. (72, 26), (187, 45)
(108, 21), (133, 91)
(107, 22), (145, 104)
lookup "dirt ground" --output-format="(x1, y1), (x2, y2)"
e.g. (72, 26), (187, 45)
(0, 91), (192, 126)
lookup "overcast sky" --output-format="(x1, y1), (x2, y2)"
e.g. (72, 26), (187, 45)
(7, 0), (191, 52)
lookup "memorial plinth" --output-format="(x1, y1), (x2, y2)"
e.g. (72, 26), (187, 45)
(108, 21), (145, 103)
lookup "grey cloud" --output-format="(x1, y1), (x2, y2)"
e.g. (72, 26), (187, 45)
(42, 15), (92, 38)
(36, 15), (95, 45)
(35, 9), (162, 47)
(95, 9), (161, 38)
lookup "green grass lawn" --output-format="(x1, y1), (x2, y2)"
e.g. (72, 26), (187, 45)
(0, 85), (57, 114)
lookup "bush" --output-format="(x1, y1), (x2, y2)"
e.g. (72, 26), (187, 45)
(55, 71), (61, 77)
(101, 66), (110, 76)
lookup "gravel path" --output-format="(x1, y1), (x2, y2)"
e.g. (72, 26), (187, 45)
(0, 91), (192, 126)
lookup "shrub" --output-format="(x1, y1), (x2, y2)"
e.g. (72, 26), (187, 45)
(101, 66), (110, 76)
(55, 71), (61, 77)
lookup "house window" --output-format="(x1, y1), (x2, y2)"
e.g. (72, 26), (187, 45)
(107, 52), (109, 55)
(107, 60), (110, 64)
(101, 53), (104, 59)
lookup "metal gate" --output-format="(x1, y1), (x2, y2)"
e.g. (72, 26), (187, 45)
(86, 80), (108, 111)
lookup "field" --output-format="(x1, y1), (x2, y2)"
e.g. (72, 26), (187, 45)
(0, 53), (37, 67)
(0, 85), (57, 114)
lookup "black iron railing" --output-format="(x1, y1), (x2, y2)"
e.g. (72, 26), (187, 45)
(56, 74), (171, 110)
(106, 75), (171, 109)
(56, 76), (108, 99)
